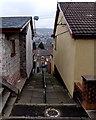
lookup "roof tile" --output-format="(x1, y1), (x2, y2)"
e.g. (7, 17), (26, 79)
(59, 2), (96, 38)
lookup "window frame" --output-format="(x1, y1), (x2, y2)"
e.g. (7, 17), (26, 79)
(10, 40), (16, 57)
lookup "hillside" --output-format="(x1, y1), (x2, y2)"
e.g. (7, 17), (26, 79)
(36, 28), (53, 36)
(33, 28), (53, 50)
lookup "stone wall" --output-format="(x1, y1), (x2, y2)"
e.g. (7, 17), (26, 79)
(19, 23), (33, 78)
(19, 31), (27, 78)
(0, 33), (20, 85)
(0, 34), (3, 82)
(0, 22), (33, 84)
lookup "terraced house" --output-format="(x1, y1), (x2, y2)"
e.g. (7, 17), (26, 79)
(0, 17), (34, 85)
(53, 2), (96, 110)
(0, 17), (34, 115)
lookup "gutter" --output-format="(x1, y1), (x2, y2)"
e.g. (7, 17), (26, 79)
(0, 28), (20, 33)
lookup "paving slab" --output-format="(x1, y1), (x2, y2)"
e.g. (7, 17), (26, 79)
(16, 72), (76, 105)
(46, 92), (57, 98)
(6, 72), (90, 119)
(30, 97), (44, 103)
(32, 91), (44, 98)
(17, 90), (33, 103)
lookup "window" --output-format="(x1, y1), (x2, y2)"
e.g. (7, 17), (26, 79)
(10, 40), (16, 57)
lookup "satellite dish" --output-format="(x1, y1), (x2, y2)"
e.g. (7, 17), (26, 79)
(34, 16), (39, 21)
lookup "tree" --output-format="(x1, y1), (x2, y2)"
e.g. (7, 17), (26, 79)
(33, 42), (36, 50)
(38, 42), (45, 49)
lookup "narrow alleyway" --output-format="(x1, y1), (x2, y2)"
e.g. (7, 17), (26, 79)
(2, 71), (89, 120)
(16, 72), (75, 104)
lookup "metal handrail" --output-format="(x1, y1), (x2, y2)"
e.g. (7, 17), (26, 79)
(42, 67), (47, 103)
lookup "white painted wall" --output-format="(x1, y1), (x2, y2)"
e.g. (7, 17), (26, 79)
(26, 23), (33, 77)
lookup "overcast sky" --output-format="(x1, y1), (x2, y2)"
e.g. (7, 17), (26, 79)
(0, 0), (95, 28)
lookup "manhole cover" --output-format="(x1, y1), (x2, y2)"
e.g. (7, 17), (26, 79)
(44, 108), (60, 117)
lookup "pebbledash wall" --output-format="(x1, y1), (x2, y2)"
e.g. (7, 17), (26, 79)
(0, 22), (33, 85)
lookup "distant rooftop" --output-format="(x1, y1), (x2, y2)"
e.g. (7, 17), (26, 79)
(55, 2), (96, 38)
(0, 17), (32, 32)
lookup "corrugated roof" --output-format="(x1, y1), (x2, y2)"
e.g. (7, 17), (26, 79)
(59, 2), (96, 38)
(0, 17), (32, 30)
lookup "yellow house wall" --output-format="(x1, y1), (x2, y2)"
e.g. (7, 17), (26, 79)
(74, 40), (94, 84)
(54, 12), (76, 96)
(54, 11), (95, 96)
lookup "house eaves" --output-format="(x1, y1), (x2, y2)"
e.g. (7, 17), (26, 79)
(52, 3), (73, 38)
(0, 17), (34, 35)
(53, 2), (96, 39)
(58, 2), (73, 36)
(52, 5), (60, 38)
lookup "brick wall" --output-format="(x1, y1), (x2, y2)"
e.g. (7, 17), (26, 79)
(19, 23), (33, 78)
(0, 33), (20, 85)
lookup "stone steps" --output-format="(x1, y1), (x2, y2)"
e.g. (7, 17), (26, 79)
(1, 104), (89, 120)
(7, 104), (89, 119)
(2, 96), (17, 117)
(0, 77), (27, 119)
(0, 83), (18, 118)
(1, 116), (89, 120)
(0, 89), (11, 115)
(0, 88), (4, 95)
(87, 110), (96, 120)
(1, 72), (90, 120)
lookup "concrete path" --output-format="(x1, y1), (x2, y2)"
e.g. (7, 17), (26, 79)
(4, 72), (90, 120)
(17, 72), (75, 105)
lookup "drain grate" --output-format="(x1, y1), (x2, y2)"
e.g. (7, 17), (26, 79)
(44, 108), (60, 117)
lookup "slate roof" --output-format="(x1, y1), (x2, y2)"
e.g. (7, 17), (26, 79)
(55, 2), (96, 38)
(0, 17), (32, 32)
